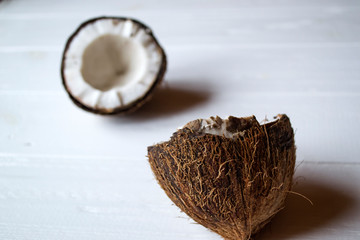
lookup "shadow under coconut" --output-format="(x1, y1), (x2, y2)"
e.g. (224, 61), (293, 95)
(254, 178), (356, 240)
(118, 81), (211, 121)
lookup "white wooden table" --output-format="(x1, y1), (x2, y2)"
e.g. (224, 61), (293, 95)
(1, 0), (359, 239)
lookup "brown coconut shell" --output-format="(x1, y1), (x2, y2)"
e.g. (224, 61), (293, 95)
(61, 16), (167, 115)
(148, 114), (296, 240)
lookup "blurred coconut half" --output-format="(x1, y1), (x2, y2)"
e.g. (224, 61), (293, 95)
(61, 17), (166, 115)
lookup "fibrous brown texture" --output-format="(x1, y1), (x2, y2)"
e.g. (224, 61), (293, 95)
(148, 114), (296, 240)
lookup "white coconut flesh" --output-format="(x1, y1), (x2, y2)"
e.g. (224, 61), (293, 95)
(183, 115), (280, 139)
(63, 19), (163, 110)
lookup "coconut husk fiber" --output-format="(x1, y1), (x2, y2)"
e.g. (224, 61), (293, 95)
(148, 114), (296, 240)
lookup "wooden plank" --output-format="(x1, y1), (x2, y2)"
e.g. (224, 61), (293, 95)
(1, 0), (360, 14)
(1, 46), (359, 91)
(0, 156), (358, 240)
(0, 92), (359, 163)
(0, 5), (360, 47)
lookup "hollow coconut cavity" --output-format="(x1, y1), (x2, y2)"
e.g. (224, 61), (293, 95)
(61, 17), (166, 114)
(148, 114), (296, 240)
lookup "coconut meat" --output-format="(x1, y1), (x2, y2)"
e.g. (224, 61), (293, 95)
(81, 34), (148, 92)
(182, 115), (281, 139)
(63, 19), (163, 110)
(182, 116), (241, 139)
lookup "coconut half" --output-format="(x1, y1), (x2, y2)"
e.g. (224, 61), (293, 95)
(148, 114), (296, 240)
(61, 17), (166, 114)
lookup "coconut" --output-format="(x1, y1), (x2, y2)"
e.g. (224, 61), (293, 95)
(148, 114), (296, 240)
(61, 17), (166, 115)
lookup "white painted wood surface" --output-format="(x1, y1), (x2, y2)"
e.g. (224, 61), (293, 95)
(0, 0), (359, 239)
